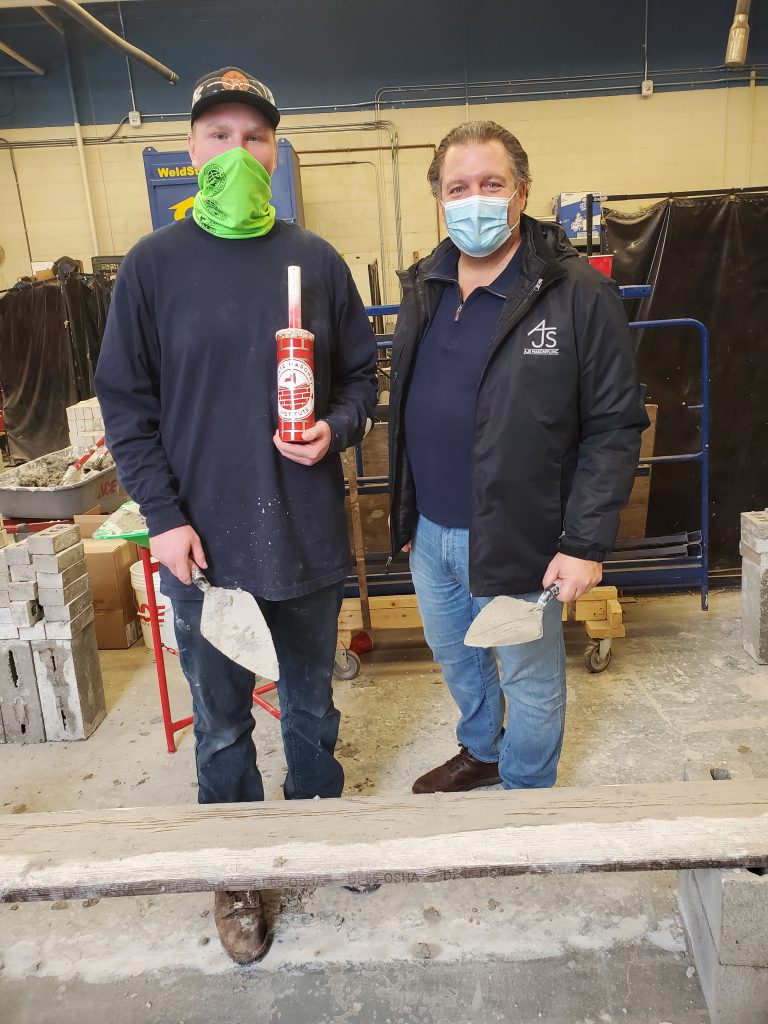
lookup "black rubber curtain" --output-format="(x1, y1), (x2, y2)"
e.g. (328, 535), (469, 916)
(604, 194), (768, 568)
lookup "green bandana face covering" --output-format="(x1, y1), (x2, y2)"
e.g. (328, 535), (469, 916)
(192, 147), (276, 239)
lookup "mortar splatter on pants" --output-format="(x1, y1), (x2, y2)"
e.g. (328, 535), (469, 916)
(171, 580), (345, 803)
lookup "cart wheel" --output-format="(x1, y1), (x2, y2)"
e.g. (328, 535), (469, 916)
(584, 641), (613, 673)
(334, 649), (361, 680)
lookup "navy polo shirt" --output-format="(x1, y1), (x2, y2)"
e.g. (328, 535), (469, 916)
(404, 241), (525, 528)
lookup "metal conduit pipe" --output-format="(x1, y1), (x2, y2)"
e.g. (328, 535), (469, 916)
(63, 34), (99, 255)
(45, 0), (179, 83)
(0, 39), (45, 74)
(725, 0), (751, 68)
(0, 136), (33, 267)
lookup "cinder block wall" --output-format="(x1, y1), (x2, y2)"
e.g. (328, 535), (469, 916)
(1, 86), (767, 299)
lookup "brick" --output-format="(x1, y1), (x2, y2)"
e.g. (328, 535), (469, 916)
(31, 623), (106, 740)
(739, 542), (768, 569)
(741, 559), (768, 664)
(18, 620), (46, 641)
(31, 542), (85, 575)
(38, 572), (91, 608)
(35, 561), (89, 591)
(741, 509), (768, 546)
(27, 523), (81, 556)
(9, 582), (38, 603)
(4, 541), (30, 566)
(44, 605), (94, 640)
(0, 608), (12, 624)
(0, 586), (9, 609)
(0, 623), (20, 640)
(0, 641), (46, 743)
(10, 599), (42, 628)
(10, 564), (37, 583)
(43, 590), (92, 623)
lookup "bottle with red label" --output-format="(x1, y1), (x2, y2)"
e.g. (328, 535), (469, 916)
(276, 265), (315, 443)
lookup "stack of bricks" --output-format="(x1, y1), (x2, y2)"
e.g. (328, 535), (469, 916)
(740, 510), (768, 664)
(0, 524), (106, 743)
(66, 397), (105, 452)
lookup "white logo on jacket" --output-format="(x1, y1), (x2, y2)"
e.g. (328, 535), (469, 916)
(524, 319), (559, 356)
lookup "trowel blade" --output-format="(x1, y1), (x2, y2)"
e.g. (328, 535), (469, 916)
(200, 586), (280, 680)
(464, 595), (544, 648)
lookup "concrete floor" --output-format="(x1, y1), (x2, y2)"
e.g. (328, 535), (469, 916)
(2, 588), (766, 1024)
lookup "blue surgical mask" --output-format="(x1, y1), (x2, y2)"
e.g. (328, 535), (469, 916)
(442, 189), (519, 258)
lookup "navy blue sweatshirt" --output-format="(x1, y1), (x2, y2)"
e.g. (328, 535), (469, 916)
(95, 217), (378, 602)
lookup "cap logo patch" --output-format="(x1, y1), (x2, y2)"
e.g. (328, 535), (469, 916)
(221, 70), (250, 91)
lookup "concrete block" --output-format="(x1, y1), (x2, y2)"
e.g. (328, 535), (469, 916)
(44, 606), (94, 640)
(43, 590), (92, 623)
(741, 510), (768, 551)
(0, 641), (46, 743)
(0, 587), (9, 609)
(36, 562), (89, 591)
(0, 608), (12, 624)
(679, 869), (768, 1024)
(0, 623), (20, 640)
(38, 572), (91, 608)
(4, 541), (30, 566)
(8, 581), (38, 603)
(0, 550), (10, 584)
(688, 868), (768, 968)
(10, 563), (37, 583)
(10, 599), (42, 628)
(27, 523), (81, 556)
(31, 542), (85, 575)
(741, 559), (768, 663)
(740, 542), (768, 570)
(31, 623), (105, 740)
(18, 620), (46, 641)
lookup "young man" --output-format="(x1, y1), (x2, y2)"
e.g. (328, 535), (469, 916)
(96, 68), (377, 964)
(389, 121), (647, 797)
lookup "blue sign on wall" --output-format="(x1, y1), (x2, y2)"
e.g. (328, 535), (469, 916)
(142, 139), (304, 230)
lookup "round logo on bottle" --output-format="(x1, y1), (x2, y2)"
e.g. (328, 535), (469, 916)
(278, 358), (315, 421)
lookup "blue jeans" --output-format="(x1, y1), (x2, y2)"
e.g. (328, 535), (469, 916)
(409, 515), (566, 789)
(172, 581), (345, 804)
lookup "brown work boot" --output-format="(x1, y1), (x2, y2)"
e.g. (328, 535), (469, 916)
(412, 746), (501, 794)
(214, 889), (270, 965)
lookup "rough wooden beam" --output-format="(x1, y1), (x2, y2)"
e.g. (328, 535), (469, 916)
(2, 781), (768, 903)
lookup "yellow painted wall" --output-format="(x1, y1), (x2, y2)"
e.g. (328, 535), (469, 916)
(1, 84), (767, 296)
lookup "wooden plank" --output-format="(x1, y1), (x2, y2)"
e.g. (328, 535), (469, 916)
(339, 596), (422, 633)
(584, 619), (626, 639)
(2, 781), (768, 902)
(342, 450), (371, 631)
(607, 599), (623, 628)
(574, 599), (607, 623)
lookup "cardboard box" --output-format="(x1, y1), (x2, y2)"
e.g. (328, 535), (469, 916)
(93, 609), (141, 650)
(553, 191), (602, 243)
(82, 537), (140, 649)
(73, 514), (110, 539)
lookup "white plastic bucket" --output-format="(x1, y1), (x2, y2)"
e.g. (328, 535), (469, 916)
(130, 560), (177, 653)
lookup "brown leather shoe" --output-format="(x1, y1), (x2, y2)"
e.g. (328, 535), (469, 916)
(214, 889), (270, 965)
(412, 746), (501, 794)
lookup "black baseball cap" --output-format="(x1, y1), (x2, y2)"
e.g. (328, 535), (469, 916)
(190, 67), (280, 128)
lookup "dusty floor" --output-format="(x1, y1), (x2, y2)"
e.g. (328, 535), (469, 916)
(1, 588), (766, 1023)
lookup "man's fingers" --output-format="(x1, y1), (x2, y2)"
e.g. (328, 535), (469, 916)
(542, 565), (559, 588)
(191, 535), (207, 570)
(556, 581), (578, 603)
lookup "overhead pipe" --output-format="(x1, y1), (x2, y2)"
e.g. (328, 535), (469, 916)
(33, 6), (64, 33)
(45, 0), (179, 83)
(0, 39), (45, 74)
(63, 34), (99, 256)
(725, 0), (751, 68)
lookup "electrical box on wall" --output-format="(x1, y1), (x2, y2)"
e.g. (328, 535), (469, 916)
(142, 139), (305, 230)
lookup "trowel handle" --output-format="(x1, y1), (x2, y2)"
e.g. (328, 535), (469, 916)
(536, 584), (560, 609)
(191, 566), (211, 593)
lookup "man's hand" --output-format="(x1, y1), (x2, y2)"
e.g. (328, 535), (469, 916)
(150, 525), (207, 586)
(273, 420), (332, 466)
(542, 552), (602, 604)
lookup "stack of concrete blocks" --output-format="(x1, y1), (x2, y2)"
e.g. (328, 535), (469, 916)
(740, 509), (768, 663)
(0, 524), (106, 744)
(66, 397), (104, 452)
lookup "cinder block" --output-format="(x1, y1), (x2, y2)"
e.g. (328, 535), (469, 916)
(0, 623), (20, 640)
(36, 561), (89, 591)
(679, 868), (768, 1024)
(741, 510), (768, 551)
(10, 564), (37, 583)
(740, 542), (768, 570)
(741, 559), (768, 664)
(9, 581), (38, 603)
(31, 623), (105, 740)
(0, 608), (12, 624)
(38, 572), (91, 608)
(44, 606), (94, 640)
(4, 541), (31, 566)
(10, 599), (42, 628)
(43, 590), (92, 623)
(18, 620), (46, 641)
(0, 586), (9, 608)
(27, 524), (81, 556)
(31, 542), (85, 575)
(0, 641), (46, 743)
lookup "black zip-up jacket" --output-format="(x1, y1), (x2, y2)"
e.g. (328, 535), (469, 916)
(389, 214), (649, 597)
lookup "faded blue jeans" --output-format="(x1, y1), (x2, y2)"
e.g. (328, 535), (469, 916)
(409, 515), (566, 789)
(172, 581), (345, 804)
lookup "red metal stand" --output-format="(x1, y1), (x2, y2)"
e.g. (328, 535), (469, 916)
(139, 547), (279, 754)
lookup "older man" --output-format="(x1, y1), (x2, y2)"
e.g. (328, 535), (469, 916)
(389, 120), (647, 796)
(96, 68), (377, 963)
